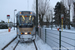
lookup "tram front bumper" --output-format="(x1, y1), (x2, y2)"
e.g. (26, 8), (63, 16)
(17, 35), (35, 42)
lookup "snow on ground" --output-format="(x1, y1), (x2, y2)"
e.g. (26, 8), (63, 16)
(45, 27), (75, 33)
(43, 25), (75, 31)
(15, 35), (52, 50)
(15, 42), (36, 50)
(42, 26), (75, 50)
(0, 29), (8, 32)
(0, 27), (14, 32)
(0, 29), (17, 50)
(5, 39), (18, 50)
(35, 35), (52, 50)
(0, 28), (52, 50)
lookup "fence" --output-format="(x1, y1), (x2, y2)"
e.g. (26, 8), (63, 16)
(38, 28), (75, 50)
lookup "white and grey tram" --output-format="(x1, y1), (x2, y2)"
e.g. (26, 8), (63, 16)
(16, 11), (36, 42)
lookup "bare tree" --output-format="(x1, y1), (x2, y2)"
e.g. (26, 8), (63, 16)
(73, 2), (75, 28)
(33, 0), (51, 27)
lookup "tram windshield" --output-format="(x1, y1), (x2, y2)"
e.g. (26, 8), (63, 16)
(19, 15), (34, 26)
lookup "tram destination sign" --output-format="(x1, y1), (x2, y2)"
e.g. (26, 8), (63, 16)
(7, 15), (10, 19)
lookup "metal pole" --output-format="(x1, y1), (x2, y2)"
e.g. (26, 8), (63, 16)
(45, 29), (46, 43)
(14, 11), (15, 30)
(59, 31), (61, 50)
(40, 28), (41, 38)
(69, 5), (70, 29)
(36, 0), (38, 33)
(8, 19), (9, 32)
(61, 19), (63, 31)
(68, 0), (71, 29)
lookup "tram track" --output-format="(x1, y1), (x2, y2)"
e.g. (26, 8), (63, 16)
(2, 36), (17, 50)
(2, 36), (38, 50)
(13, 41), (19, 50)
(33, 40), (38, 50)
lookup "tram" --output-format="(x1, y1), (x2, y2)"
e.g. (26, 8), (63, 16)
(16, 11), (36, 42)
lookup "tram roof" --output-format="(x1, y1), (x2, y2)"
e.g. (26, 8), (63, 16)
(16, 11), (36, 17)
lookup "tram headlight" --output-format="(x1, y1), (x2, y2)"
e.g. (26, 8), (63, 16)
(25, 32), (28, 35)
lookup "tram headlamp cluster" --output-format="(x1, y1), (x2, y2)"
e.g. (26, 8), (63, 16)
(21, 32), (24, 34)
(25, 32), (31, 34)
(28, 32), (31, 34)
(25, 32), (28, 35)
(21, 32), (31, 35)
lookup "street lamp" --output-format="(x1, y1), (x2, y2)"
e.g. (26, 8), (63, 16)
(14, 9), (17, 30)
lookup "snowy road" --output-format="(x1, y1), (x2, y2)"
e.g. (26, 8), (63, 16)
(4, 36), (52, 50)
(3, 36), (52, 50)
(5, 38), (18, 50)
(0, 30), (17, 50)
(15, 42), (36, 50)
(0, 29), (52, 50)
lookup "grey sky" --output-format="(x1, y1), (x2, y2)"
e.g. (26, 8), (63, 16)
(50, 0), (60, 8)
(0, 0), (60, 22)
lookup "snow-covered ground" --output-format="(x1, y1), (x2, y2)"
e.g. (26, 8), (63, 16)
(42, 25), (75, 31)
(15, 35), (52, 50)
(15, 42), (36, 50)
(46, 27), (75, 33)
(0, 30), (17, 50)
(1, 26), (75, 50)
(0, 28), (52, 50)
(0, 27), (14, 32)
(35, 35), (52, 50)
(39, 26), (75, 50)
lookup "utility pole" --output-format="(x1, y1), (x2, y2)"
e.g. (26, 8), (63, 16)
(68, 0), (71, 29)
(36, 0), (38, 33)
(68, 5), (70, 29)
(14, 9), (17, 30)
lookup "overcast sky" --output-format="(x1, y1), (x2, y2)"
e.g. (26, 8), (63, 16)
(0, 0), (60, 22)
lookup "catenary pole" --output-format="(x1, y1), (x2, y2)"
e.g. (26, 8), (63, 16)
(36, 0), (38, 32)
